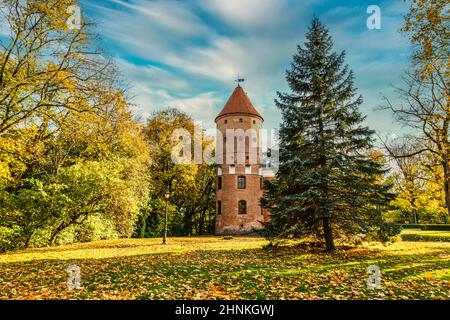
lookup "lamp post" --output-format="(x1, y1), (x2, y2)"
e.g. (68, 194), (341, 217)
(163, 191), (170, 245)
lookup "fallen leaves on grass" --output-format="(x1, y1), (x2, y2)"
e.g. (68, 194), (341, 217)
(0, 237), (449, 300)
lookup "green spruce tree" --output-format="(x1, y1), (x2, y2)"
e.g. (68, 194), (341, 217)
(262, 18), (397, 251)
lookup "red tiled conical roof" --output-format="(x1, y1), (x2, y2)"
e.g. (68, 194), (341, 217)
(215, 85), (263, 122)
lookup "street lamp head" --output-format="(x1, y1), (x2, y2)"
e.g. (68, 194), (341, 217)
(165, 192), (170, 199)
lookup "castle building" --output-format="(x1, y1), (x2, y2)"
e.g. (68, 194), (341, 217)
(215, 84), (274, 235)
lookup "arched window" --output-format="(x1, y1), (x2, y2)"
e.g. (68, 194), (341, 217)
(217, 201), (222, 215)
(237, 176), (246, 189)
(238, 200), (247, 214)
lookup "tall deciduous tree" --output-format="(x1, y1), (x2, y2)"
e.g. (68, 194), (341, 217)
(0, 0), (150, 251)
(402, 0), (449, 77)
(383, 67), (449, 221)
(0, 0), (116, 135)
(262, 19), (396, 251)
(137, 109), (216, 238)
(384, 139), (447, 224)
(383, 0), (449, 221)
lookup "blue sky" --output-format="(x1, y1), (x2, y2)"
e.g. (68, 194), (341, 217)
(79, 0), (411, 135)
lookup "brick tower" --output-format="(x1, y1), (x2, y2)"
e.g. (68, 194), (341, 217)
(215, 84), (269, 235)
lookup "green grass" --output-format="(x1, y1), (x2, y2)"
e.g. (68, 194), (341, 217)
(401, 229), (450, 242)
(0, 237), (449, 300)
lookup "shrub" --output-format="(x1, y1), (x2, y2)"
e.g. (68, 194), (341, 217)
(399, 224), (450, 231)
(420, 224), (450, 231)
(401, 233), (450, 242)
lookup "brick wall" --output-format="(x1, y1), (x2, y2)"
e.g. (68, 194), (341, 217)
(215, 114), (268, 235)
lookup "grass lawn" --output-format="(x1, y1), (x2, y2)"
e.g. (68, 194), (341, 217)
(401, 229), (450, 242)
(0, 236), (449, 300)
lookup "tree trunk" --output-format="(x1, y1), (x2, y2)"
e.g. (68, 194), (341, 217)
(317, 103), (334, 251)
(24, 231), (34, 248)
(414, 212), (419, 224)
(49, 223), (68, 245)
(442, 159), (450, 220)
(183, 210), (194, 236)
(49, 217), (82, 245)
(139, 215), (147, 238)
(323, 217), (335, 252)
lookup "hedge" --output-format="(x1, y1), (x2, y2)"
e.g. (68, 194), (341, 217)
(401, 233), (450, 242)
(400, 224), (422, 229)
(399, 224), (450, 231)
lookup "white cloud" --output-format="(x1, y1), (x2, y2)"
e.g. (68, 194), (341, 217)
(199, 0), (289, 30)
(88, 0), (302, 128)
(118, 59), (191, 91)
(84, 0), (411, 135)
(166, 92), (222, 123)
(116, 59), (223, 125)
(109, 0), (210, 36)
(167, 37), (243, 83)
(130, 84), (223, 127)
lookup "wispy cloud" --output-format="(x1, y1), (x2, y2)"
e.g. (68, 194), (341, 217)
(82, 0), (412, 134)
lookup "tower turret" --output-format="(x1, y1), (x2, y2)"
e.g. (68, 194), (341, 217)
(215, 85), (265, 234)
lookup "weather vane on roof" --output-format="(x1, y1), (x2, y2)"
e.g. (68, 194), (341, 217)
(235, 76), (245, 86)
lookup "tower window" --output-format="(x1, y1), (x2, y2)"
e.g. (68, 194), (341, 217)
(225, 120), (227, 124)
(218, 177), (222, 190)
(239, 118), (243, 123)
(229, 165), (236, 174)
(217, 201), (222, 215)
(253, 120), (256, 124)
(238, 200), (247, 214)
(237, 176), (246, 189)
